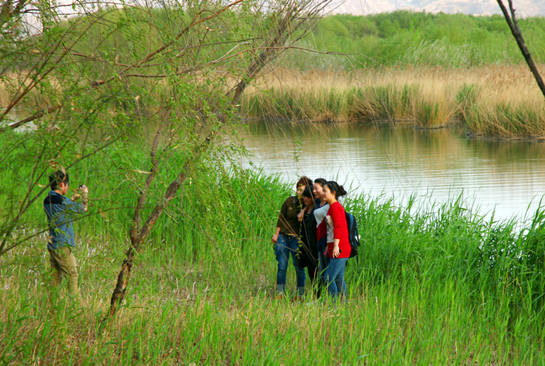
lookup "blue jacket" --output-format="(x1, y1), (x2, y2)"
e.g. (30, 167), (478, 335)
(44, 191), (84, 250)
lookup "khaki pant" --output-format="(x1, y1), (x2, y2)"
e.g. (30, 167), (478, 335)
(48, 245), (79, 296)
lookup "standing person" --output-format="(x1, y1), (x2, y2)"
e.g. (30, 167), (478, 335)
(44, 170), (88, 297)
(299, 185), (319, 296)
(322, 181), (350, 300)
(312, 178), (330, 282)
(271, 176), (312, 299)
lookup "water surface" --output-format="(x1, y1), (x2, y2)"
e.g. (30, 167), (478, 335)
(238, 120), (545, 222)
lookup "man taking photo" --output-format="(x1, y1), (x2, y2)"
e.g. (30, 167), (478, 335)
(44, 169), (88, 297)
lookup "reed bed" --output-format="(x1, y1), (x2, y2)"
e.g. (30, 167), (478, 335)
(242, 65), (545, 136)
(2, 141), (545, 363)
(5, 65), (545, 137)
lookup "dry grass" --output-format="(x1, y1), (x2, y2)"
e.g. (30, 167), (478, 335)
(4, 65), (545, 136)
(242, 65), (545, 136)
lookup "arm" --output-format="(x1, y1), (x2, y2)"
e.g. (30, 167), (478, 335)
(314, 204), (329, 226)
(332, 238), (341, 258)
(331, 204), (345, 258)
(70, 185), (89, 212)
(81, 185), (89, 212)
(297, 206), (307, 222)
(66, 199), (85, 215)
(272, 227), (281, 244)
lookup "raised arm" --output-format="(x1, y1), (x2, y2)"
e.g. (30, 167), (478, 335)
(69, 185), (89, 213)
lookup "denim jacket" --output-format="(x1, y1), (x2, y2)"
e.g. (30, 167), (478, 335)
(44, 191), (84, 250)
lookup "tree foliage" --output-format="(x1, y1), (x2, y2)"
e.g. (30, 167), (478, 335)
(0, 0), (333, 321)
(302, 11), (545, 68)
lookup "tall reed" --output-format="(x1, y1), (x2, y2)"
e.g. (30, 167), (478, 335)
(242, 65), (545, 135)
(2, 142), (545, 363)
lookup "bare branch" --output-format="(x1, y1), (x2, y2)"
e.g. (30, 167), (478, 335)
(131, 126), (162, 243)
(104, 0), (334, 322)
(93, 0), (246, 89)
(497, 0), (545, 99)
(1, 8), (117, 124)
(0, 105), (62, 133)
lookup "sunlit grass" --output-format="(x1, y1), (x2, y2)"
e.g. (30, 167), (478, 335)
(242, 65), (545, 135)
(2, 145), (545, 363)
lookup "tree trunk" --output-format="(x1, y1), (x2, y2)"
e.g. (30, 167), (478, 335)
(103, 0), (332, 323)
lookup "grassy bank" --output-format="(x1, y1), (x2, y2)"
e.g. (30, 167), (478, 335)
(2, 143), (545, 364)
(242, 65), (545, 136)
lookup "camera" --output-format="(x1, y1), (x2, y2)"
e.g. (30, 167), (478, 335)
(78, 184), (84, 189)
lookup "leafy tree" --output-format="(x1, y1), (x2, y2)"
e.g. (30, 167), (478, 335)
(0, 0), (334, 319)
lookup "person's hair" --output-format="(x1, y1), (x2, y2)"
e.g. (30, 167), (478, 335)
(302, 185), (315, 200)
(296, 175), (313, 188)
(314, 178), (327, 186)
(49, 170), (69, 190)
(324, 181), (347, 199)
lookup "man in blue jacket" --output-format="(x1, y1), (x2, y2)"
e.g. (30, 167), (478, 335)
(44, 170), (88, 296)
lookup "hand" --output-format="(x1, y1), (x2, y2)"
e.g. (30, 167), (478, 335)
(297, 210), (304, 222)
(271, 233), (278, 244)
(332, 245), (340, 258)
(79, 185), (89, 212)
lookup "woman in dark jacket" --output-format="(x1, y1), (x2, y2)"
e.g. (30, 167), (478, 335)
(271, 176), (312, 298)
(299, 185), (320, 297)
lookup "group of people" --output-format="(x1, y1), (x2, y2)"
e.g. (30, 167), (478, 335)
(44, 169), (351, 302)
(272, 176), (351, 301)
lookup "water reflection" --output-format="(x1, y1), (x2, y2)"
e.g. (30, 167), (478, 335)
(238, 120), (545, 221)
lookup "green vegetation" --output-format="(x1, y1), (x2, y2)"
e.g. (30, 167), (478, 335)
(3, 4), (545, 363)
(4, 8), (545, 136)
(244, 82), (452, 127)
(289, 11), (545, 69)
(3, 144), (545, 363)
(242, 66), (545, 135)
(265, 12), (545, 136)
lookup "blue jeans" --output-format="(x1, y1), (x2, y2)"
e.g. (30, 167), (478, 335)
(276, 233), (306, 295)
(324, 257), (348, 299)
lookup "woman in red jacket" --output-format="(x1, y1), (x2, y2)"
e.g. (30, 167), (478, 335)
(323, 181), (350, 300)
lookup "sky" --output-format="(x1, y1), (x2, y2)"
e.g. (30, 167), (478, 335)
(328, 0), (545, 17)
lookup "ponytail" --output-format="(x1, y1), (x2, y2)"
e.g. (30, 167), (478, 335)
(324, 181), (347, 199)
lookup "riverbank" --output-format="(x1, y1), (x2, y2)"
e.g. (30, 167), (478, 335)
(2, 153), (545, 363)
(241, 65), (545, 137)
(4, 64), (545, 138)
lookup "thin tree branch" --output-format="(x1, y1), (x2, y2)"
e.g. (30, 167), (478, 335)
(131, 126), (162, 243)
(0, 104), (62, 133)
(104, 0), (334, 322)
(497, 0), (545, 99)
(91, 0), (245, 88)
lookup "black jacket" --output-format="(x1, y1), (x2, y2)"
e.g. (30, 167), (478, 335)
(298, 206), (318, 268)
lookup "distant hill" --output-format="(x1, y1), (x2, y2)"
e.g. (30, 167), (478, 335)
(329, 0), (545, 17)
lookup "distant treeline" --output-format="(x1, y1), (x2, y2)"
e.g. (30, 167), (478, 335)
(286, 11), (545, 69)
(17, 8), (545, 72)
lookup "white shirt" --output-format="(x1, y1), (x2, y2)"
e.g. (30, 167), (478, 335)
(314, 203), (330, 228)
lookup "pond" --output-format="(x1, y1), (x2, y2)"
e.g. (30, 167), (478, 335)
(238, 120), (545, 222)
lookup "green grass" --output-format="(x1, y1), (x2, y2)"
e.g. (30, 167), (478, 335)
(292, 12), (545, 69)
(2, 141), (545, 364)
